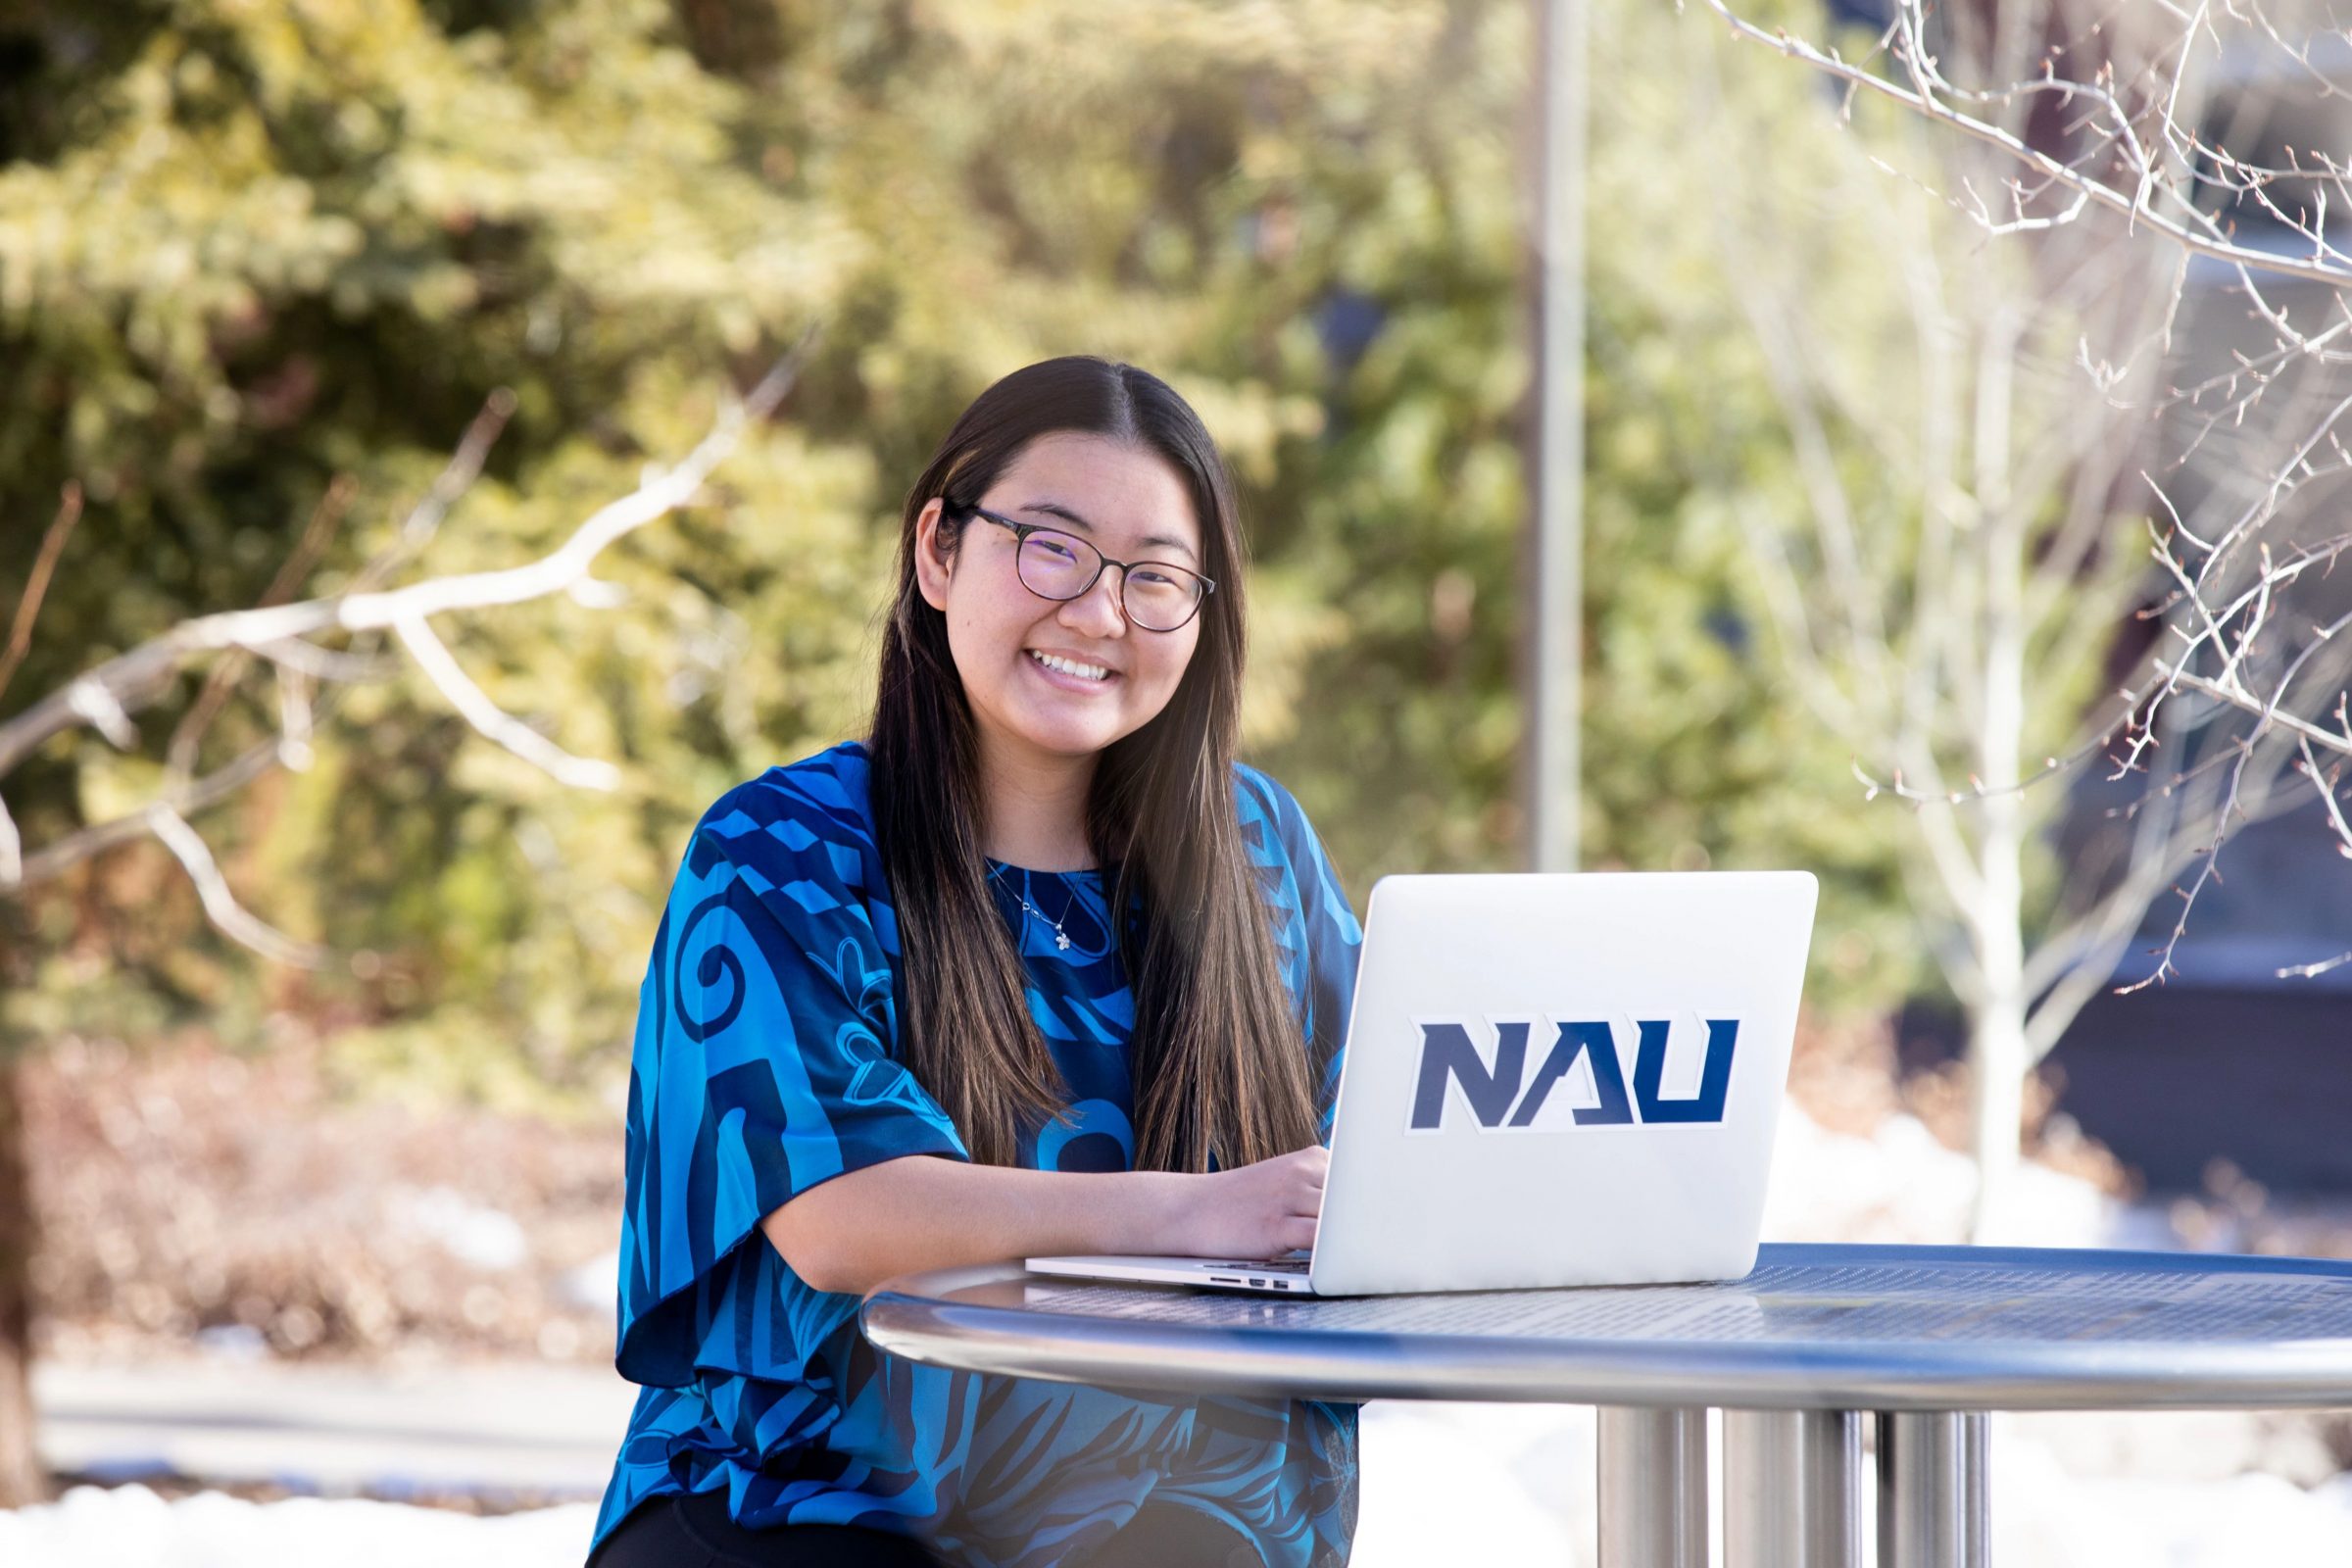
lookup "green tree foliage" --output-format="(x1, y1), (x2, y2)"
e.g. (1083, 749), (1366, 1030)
(0, 0), (1921, 1115)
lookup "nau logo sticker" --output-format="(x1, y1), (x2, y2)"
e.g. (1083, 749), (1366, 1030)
(1407, 1016), (1739, 1132)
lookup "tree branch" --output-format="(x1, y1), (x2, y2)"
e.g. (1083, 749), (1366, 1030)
(1702, 0), (2352, 288)
(0, 483), (83, 705)
(0, 331), (812, 784)
(166, 473), (355, 780)
(0, 327), (819, 946)
(12, 739), (280, 890)
(393, 612), (619, 790)
(145, 805), (328, 969)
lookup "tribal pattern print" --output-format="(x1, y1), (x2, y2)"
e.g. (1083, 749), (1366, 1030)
(593, 742), (1364, 1568)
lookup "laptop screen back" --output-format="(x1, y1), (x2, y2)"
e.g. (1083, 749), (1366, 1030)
(1309, 870), (1818, 1297)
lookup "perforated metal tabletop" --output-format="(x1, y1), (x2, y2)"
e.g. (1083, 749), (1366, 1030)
(861, 1243), (2352, 1567)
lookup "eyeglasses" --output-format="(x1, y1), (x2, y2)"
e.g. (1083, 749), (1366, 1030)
(952, 505), (1216, 633)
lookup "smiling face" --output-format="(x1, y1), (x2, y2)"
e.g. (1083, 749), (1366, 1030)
(914, 431), (1208, 776)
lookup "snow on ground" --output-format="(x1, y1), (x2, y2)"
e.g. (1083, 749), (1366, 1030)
(1761, 1096), (2118, 1248)
(15, 1429), (2352, 1568)
(8, 1099), (2350, 1566)
(1350, 1401), (2352, 1568)
(0, 1489), (601, 1568)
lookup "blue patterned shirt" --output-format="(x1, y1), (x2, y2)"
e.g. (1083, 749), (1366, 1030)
(593, 741), (1363, 1567)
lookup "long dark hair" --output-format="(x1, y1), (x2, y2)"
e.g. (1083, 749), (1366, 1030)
(868, 357), (1320, 1173)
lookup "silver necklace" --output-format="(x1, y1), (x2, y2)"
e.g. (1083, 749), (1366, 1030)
(988, 863), (1080, 952)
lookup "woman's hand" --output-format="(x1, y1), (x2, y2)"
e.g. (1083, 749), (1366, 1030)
(760, 1146), (1330, 1296)
(1164, 1145), (1328, 1260)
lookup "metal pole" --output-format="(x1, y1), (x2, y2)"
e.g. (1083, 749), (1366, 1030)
(1596, 1406), (1708, 1568)
(1529, 0), (1584, 873)
(1876, 1411), (1988, 1568)
(1722, 1409), (1861, 1568)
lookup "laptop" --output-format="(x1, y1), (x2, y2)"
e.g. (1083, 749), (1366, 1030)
(1026, 870), (1817, 1296)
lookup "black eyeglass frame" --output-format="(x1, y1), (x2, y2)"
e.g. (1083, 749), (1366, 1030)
(950, 504), (1217, 633)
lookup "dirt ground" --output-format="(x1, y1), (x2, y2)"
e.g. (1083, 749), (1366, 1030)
(23, 1032), (623, 1368)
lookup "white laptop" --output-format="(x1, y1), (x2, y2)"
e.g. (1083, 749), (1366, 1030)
(1027, 870), (1817, 1297)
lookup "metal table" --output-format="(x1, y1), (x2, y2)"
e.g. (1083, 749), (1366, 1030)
(862, 1242), (2352, 1568)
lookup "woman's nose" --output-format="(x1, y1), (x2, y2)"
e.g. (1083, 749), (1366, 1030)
(1058, 568), (1128, 636)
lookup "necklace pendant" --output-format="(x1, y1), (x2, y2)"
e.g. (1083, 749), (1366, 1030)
(1054, 931), (1072, 951)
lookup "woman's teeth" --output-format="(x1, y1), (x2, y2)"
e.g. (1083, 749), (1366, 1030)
(1029, 650), (1111, 682)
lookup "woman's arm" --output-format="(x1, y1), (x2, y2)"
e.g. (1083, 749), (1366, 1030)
(760, 1145), (1328, 1297)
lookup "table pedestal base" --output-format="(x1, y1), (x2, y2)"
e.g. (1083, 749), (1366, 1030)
(1594, 1408), (1987, 1568)
(1724, 1409), (1861, 1567)
(1876, 1411), (1987, 1568)
(1597, 1407), (1707, 1568)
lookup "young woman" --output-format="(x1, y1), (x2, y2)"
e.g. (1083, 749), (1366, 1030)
(587, 358), (1364, 1568)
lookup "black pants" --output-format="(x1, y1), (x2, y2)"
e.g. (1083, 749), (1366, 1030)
(588, 1487), (1266, 1568)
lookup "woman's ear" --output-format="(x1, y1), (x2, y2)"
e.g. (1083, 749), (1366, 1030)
(913, 499), (954, 612)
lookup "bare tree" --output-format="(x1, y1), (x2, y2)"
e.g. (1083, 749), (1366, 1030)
(0, 337), (812, 1506)
(1685, 0), (2352, 1234)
